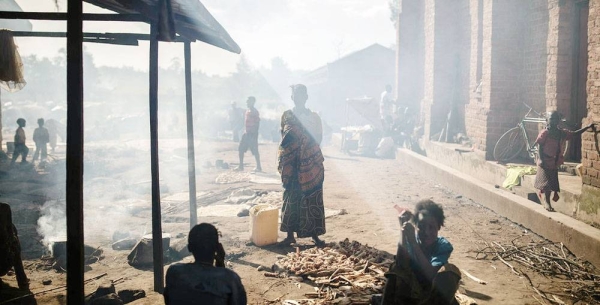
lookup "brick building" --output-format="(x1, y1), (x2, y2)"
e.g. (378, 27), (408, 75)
(396, 0), (600, 218)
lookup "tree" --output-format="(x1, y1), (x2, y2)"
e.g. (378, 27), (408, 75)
(389, 0), (401, 27)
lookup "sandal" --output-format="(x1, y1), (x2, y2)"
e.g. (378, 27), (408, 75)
(277, 237), (296, 247)
(545, 206), (555, 212)
(312, 238), (326, 247)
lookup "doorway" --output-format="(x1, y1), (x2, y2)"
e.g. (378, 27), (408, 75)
(569, 0), (589, 161)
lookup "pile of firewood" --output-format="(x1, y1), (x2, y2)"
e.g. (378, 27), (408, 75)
(270, 239), (394, 304)
(215, 171), (251, 184)
(474, 236), (600, 304)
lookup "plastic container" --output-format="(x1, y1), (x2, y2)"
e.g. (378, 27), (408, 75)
(249, 204), (279, 246)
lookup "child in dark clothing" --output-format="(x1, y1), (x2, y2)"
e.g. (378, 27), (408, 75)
(381, 200), (461, 305)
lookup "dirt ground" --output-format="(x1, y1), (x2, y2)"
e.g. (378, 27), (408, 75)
(0, 138), (596, 304)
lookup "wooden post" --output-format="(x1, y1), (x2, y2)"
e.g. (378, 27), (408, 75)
(149, 23), (164, 293)
(66, 0), (85, 303)
(184, 41), (198, 229)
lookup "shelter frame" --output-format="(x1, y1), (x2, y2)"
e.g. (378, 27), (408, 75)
(0, 0), (239, 302)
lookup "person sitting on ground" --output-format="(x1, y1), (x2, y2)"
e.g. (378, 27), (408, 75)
(381, 200), (461, 305)
(10, 118), (28, 165)
(32, 118), (50, 163)
(534, 111), (594, 212)
(235, 96), (262, 172)
(164, 223), (247, 305)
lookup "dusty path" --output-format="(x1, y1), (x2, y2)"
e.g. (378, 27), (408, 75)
(0, 139), (580, 304)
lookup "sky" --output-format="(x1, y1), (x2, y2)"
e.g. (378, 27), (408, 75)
(11, 0), (396, 76)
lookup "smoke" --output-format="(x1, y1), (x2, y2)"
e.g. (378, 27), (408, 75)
(37, 200), (67, 249)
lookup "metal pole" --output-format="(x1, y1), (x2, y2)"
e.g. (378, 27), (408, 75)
(66, 0), (84, 303)
(149, 23), (164, 293)
(184, 41), (198, 229)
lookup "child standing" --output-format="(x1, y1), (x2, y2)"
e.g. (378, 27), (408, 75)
(33, 118), (50, 163)
(534, 111), (594, 211)
(10, 118), (28, 165)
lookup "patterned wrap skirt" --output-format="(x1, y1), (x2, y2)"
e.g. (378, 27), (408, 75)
(534, 166), (560, 192)
(280, 183), (326, 238)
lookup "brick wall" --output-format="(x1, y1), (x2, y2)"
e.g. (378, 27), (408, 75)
(582, 0), (600, 189)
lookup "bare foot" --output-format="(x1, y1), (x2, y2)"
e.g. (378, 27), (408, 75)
(234, 166), (244, 171)
(552, 192), (560, 202)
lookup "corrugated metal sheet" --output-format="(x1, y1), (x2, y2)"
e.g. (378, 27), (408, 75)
(84, 0), (240, 53)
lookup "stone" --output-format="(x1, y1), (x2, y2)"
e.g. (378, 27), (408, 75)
(117, 289), (146, 304)
(112, 238), (137, 251)
(53, 255), (67, 271)
(127, 233), (171, 267)
(237, 208), (250, 217)
(90, 293), (123, 305)
(169, 238), (190, 260)
(95, 280), (116, 298)
(112, 231), (130, 242)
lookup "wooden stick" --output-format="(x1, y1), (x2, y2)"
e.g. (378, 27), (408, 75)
(0, 273), (108, 305)
(461, 269), (487, 285)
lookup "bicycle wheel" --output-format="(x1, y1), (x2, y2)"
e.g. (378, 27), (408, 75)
(493, 127), (525, 162)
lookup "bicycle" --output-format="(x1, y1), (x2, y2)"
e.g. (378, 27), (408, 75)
(493, 102), (568, 163)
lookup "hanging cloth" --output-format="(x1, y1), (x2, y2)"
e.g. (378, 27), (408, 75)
(0, 29), (26, 92)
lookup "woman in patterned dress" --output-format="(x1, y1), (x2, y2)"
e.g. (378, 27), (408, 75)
(277, 84), (326, 246)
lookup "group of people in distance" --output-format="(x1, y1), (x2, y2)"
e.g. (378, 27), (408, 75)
(9, 117), (53, 166)
(165, 84), (460, 305)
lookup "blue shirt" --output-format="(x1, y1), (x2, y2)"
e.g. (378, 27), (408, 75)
(407, 236), (453, 282)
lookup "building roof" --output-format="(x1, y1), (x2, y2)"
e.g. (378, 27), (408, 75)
(84, 0), (240, 53)
(303, 43), (395, 84)
(0, 0), (32, 31)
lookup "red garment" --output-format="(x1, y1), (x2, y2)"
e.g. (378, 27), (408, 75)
(244, 108), (260, 134)
(535, 128), (573, 169)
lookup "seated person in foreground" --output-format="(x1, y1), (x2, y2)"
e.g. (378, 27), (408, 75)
(381, 200), (461, 305)
(164, 223), (247, 305)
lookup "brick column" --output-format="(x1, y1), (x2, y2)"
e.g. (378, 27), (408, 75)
(422, 0), (469, 141)
(546, 0), (574, 117)
(421, 0), (436, 140)
(465, 0), (491, 151)
(396, 0), (425, 113)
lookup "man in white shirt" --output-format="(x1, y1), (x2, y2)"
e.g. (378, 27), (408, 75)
(380, 84), (394, 129)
